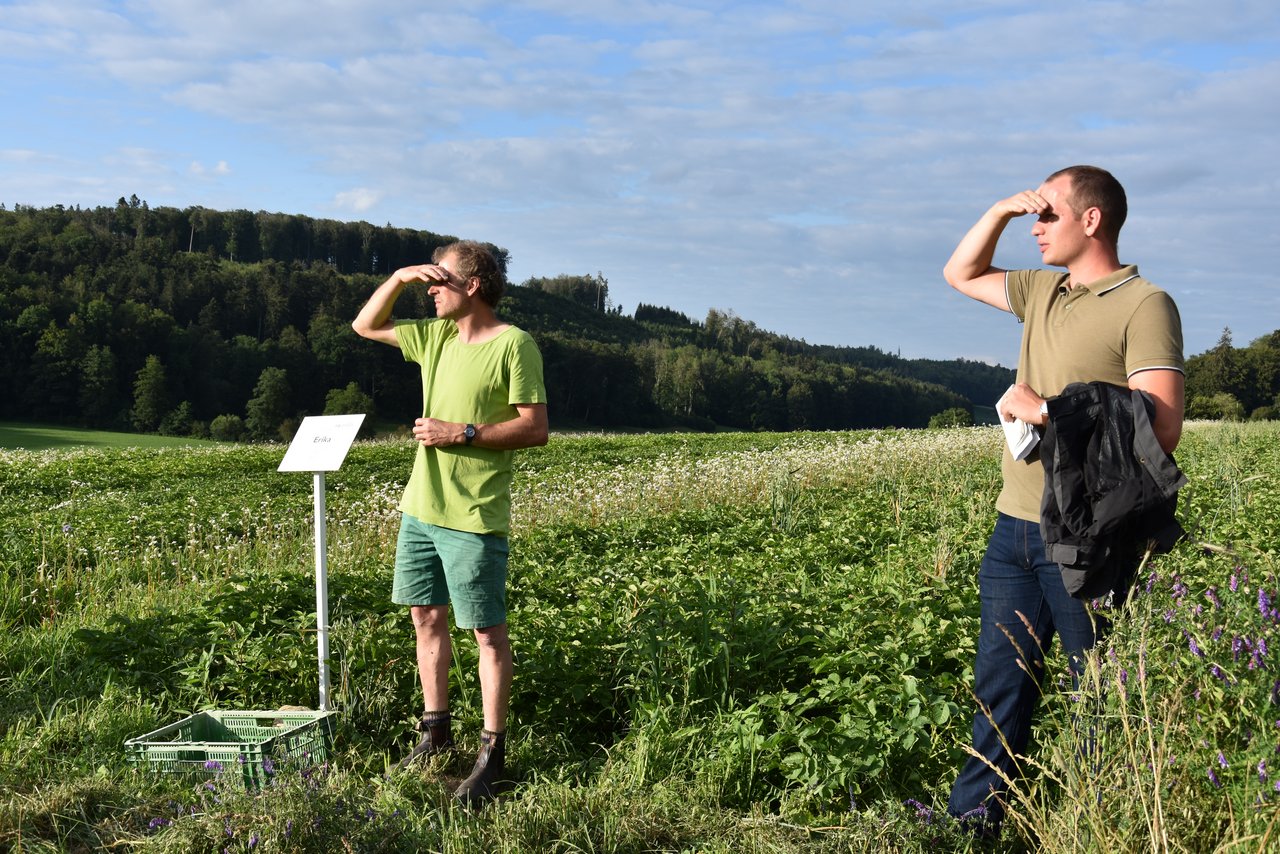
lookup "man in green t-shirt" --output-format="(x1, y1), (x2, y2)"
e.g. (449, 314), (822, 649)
(352, 240), (548, 805)
(941, 166), (1184, 833)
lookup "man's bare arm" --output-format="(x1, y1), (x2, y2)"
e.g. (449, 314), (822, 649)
(998, 371), (1185, 453)
(352, 264), (453, 346)
(411, 404), (549, 450)
(943, 190), (1049, 312)
(1129, 369), (1185, 454)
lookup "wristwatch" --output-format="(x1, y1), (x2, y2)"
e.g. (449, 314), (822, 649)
(464, 423), (476, 445)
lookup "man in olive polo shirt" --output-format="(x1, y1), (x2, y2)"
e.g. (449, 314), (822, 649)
(941, 166), (1184, 832)
(352, 239), (548, 806)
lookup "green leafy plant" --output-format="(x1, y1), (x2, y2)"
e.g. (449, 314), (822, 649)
(2, 423), (1279, 852)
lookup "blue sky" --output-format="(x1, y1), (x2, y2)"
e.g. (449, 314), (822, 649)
(3, 0), (1278, 367)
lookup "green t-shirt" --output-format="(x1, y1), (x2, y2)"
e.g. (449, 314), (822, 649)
(394, 319), (547, 536)
(997, 265), (1184, 521)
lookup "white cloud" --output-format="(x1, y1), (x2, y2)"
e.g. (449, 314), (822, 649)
(333, 187), (382, 213)
(0, 149), (63, 165)
(188, 160), (233, 177)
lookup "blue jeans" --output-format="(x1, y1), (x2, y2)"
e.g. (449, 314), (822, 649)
(947, 513), (1114, 828)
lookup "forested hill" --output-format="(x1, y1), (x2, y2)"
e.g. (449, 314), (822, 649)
(0, 200), (1012, 439)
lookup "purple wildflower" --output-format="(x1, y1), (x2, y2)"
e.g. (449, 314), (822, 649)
(1173, 580), (1189, 600)
(1230, 571), (1240, 593)
(1260, 589), (1273, 619)
(1209, 664), (1231, 685)
(1120, 668), (1129, 686)
(62, 523), (72, 534)
(262, 757), (275, 776)
(1212, 627), (1223, 641)
(1219, 752), (1229, 769)
(1145, 571), (1158, 594)
(904, 799), (935, 823)
(958, 805), (988, 821)
(1259, 760), (1268, 783)
(1234, 636), (1246, 661)
(1163, 608), (1176, 624)
(1209, 768), (1222, 788)
(1186, 632), (1204, 658)
(1206, 587), (1221, 609)
(248, 834), (258, 850)
(148, 817), (171, 830)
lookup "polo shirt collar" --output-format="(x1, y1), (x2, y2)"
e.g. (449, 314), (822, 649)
(1085, 265), (1140, 296)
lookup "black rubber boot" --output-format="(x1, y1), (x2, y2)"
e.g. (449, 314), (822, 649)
(454, 729), (506, 806)
(394, 711), (454, 772)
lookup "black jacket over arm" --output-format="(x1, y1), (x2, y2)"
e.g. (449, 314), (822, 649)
(1039, 381), (1187, 601)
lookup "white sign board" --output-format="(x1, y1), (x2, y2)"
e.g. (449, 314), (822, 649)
(278, 414), (366, 472)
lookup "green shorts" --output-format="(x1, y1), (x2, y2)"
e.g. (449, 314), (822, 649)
(392, 513), (509, 629)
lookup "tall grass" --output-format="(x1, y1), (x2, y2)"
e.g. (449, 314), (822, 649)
(0, 423), (1277, 851)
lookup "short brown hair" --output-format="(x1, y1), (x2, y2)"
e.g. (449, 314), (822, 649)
(1045, 165), (1127, 247)
(433, 240), (507, 307)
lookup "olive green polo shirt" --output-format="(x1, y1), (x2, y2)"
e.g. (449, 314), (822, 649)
(996, 265), (1184, 522)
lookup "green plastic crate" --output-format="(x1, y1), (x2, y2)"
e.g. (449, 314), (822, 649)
(125, 709), (337, 787)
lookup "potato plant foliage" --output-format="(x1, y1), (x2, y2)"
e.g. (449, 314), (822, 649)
(1, 423), (1278, 852)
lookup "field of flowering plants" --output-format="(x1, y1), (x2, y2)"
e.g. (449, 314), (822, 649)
(1, 422), (1278, 852)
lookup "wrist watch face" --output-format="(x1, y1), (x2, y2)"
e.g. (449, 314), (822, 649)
(465, 424), (476, 443)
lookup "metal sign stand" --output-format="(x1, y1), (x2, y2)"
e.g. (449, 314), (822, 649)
(278, 414), (366, 711)
(311, 471), (332, 709)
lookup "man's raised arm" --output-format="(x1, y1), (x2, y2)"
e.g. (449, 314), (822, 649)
(943, 190), (1049, 312)
(353, 264), (451, 347)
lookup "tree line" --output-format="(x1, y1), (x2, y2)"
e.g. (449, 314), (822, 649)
(1184, 328), (1280, 421)
(2, 200), (1019, 441)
